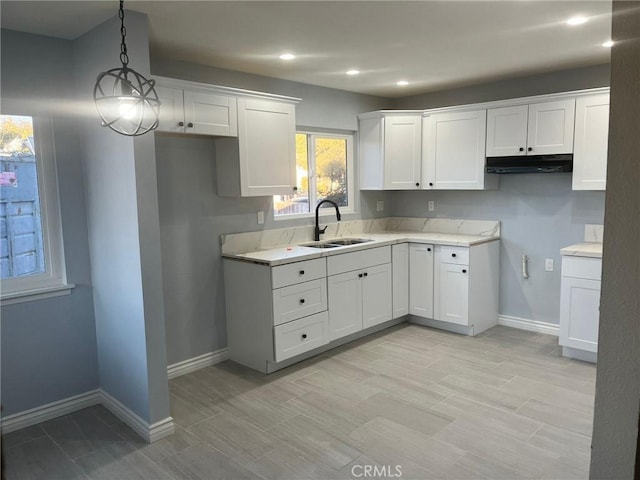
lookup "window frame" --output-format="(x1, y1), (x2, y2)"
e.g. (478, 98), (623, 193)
(274, 130), (356, 220)
(0, 110), (71, 304)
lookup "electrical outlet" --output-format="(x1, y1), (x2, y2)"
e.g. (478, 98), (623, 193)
(428, 201), (435, 212)
(376, 200), (384, 212)
(545, 258), (554, 272)
(257, 211), (265, 225)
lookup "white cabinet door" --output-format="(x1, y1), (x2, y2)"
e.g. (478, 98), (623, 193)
(183, 91), (238, 136)
(436, 262), (469, 326)
(328, 270), (363, 341)
(559, 276), (600, 353)
(156, 86), (185, 133)
(362, 263), (393, 329)
(392, 244), (409, 318)
(409, 243), (434, 319)
(572, 94), (609, 191)
(423, 110), (487, 190)
(527, 99), (575, 155)
(384, 116), (422, 189)
(486, 105), (528, 157)
(237, 98), (296, 196)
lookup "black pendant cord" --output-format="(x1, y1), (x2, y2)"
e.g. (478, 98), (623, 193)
(118, 0), (129, 69)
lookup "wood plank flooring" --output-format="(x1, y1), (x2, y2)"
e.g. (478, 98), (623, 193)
(2, 324), (595, 479)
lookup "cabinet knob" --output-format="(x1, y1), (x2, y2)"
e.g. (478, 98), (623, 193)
(415, 182), (420, 187)
(462, 269), (467, 273)
(299, 270), (305, 275)
(187, 122), (194, 128)
(429, 182), (434, 187)
(293, 186), (298, 191)
(299, 298), (305, 304)
(358, 273), (363, 278)
(363, 272), (368, 277)
(519, 147), (524, 152)
(528, 147), (533, 152)
(427, 248), (432, 252)
(452, 253), (457, 258)
(302, 334), (307, 339)
(178, 121), (184, 127)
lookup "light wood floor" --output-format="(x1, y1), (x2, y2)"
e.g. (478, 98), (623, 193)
(3, 324), (596, 479)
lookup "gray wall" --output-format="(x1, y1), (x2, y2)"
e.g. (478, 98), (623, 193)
(590, 2), (640, 477)
(393, 63), (610, 110)
(390, 177), (605, 324)
(73, 13), (169, 424)
(153, 60), (393, 364)
(0, 29), (98, 416)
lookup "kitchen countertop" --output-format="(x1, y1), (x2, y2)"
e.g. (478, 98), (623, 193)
(560, 242), (603, 259)
(222, 231), (500, 266)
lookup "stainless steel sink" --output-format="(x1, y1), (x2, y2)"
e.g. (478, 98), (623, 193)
(327, 238), (373, 246)
(302, 238), (373, 249)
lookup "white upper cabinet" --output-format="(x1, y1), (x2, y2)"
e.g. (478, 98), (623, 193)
(486, 99), (575, 156)
(216, 97), (297, 197)
(359, 113), (422, 190)
(486, 105), (528, 156)
(572, 93), (610, 191)
(422, 110), (496, 190)
(156, 85), (238, 136)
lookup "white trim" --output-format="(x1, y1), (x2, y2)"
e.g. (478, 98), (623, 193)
(1, 283), (75, 306)
(0, 389), (100, 434)
(99, 390), (174, 443)
(167, 348), (229, 379)
(498, 315), (560, 336)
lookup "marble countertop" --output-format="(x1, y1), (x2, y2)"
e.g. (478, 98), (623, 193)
(561, 242), (603, 259)
(223, 231), (500, 266)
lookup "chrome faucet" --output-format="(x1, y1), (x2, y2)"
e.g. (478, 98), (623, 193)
(314, 199), (341, 241)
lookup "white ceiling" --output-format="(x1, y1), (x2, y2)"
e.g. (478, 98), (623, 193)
(1, 1), (612, 98)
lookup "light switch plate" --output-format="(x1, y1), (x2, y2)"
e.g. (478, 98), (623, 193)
(376, 200), (384, 212)
(257, 211), (265, 225)
(545, 258), (554, 271)
(428, 201), (435, 212)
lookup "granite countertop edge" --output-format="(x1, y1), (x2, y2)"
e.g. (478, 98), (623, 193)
(560, 242), (603, 259)
(222, 232), (501, 266)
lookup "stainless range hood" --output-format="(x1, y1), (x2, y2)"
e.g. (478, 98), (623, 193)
(485, 154), (573, 174)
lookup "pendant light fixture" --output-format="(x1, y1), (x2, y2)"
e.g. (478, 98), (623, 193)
(93, 0), (160, 136)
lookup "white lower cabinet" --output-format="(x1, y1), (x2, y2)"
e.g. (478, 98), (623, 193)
(392, 244), (409, 318)
(328, 246), (392, 341)
(410, 241), (499, 336)
(409, 243), (434, 318)
(559, 256), (601, 362)
(274, 312), (329, 363)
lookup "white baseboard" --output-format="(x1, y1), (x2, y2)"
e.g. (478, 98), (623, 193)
(1, 389), (101, 434)
(498, 315), (559, 336)
(167, 348), (229, 379)
(100, 389), (174, 443)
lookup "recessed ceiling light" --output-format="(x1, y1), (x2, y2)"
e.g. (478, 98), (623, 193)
(567, 16), (588, 26)
(397, 80), (409, 86)
(602, 40), (614, 48)
(279, 53), (295, 60)
(346, 69), (360, 76)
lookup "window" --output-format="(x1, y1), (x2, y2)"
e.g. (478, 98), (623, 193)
(274, 132), (354, 218)
(0, 113), (68, 302)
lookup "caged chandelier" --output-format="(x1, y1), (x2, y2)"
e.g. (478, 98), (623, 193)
(93, 0), (160, 136)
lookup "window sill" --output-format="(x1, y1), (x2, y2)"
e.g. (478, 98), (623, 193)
(1, 283), (76, 306)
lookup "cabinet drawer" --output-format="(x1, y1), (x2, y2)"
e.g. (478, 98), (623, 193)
(274, 311), (329, 362)
(273, 278), (327, 326)
(439, 246), (470, 265)
(327, 246), (391, 276)
(272, 258), (326, 288)
(562, 256), (602, 281)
